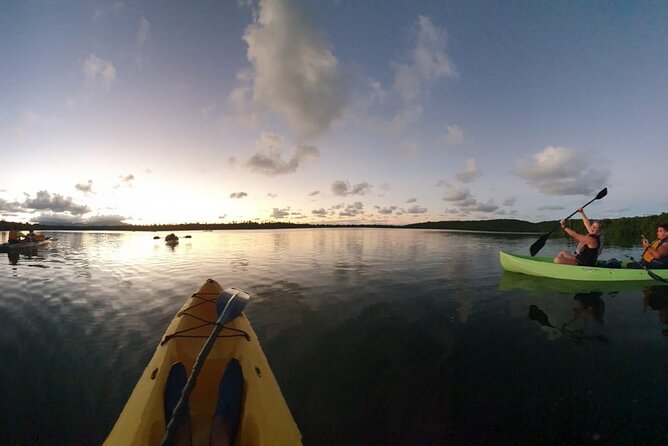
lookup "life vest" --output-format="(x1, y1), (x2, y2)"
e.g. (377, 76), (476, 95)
(576, 234), (601, 266)
(643, 237), (668, 263)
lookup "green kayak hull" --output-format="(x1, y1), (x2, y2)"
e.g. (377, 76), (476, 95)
(499, 251), (668, 282)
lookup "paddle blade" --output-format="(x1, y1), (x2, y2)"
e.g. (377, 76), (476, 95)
(530, 234), (548, 257)
(216, 288), (250, 323)
(595, 188), (608, 200)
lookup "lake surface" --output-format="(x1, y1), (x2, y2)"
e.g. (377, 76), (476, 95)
(2, 229), (667, 445)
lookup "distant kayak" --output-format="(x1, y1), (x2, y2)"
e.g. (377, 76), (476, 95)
(0, 238), (52, 252)
(104, 279), (301, 445)
(500, 251), (668, 282)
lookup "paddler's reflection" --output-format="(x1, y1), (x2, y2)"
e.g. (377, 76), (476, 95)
(7, 251), (19, 265)
(529, 292), (607, 344)
(642, 286), (668, 337)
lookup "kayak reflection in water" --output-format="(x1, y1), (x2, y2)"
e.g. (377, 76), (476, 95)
(529, 292), (607, 344)
(642, 286), (668, 337)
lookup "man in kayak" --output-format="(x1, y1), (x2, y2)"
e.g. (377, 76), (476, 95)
(8, 228), (26, 244)
(628, 224), (668, 269)
(553, 208), (602, 266)
(24, 229), (46, 242)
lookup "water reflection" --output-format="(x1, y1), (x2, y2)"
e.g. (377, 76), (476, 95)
(643, 286), (668, 337)
(529, 292), (608, 344)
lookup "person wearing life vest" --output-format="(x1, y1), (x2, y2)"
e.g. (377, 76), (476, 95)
(24, 229), (46, 242)
(554, 209), (603, 266)
(628, 224), (668, 269)
(8, 228), (26, 244)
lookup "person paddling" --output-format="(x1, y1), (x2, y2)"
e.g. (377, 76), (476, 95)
(8, 228), (26, 244)
(553, 208), (603, 266)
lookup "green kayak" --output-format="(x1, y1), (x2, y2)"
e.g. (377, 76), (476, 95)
(499, 251), (668, 282)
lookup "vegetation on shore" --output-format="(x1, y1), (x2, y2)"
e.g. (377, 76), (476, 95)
(1, 213), (666, 246)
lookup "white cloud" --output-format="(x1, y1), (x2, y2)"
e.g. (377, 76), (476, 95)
(135, 17), (151, 66)
(443, 186), (471, 202)
(515, 146), (610, 196)
(392, 16), (456, 104)
(456, 159), (481, 183)
(246, 131), (319, 176)
(83, 54), (117, 90)
(236, 0), (346, 140)
(331, 180), (372, 196)
(442, 124), (464, 145)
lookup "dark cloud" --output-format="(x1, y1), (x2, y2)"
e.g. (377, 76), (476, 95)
(24, 190), (89, 215)
(75, 180), (93, 194)
(230, 192), (248, 199)
(309, 190), (321, 196)
(537, 205), (565, 211)
(271, 207), (290, 219)
(312, 208), (328, 217)
(503, 196), (517, 206)
(406, 204), (427, 214)
(406, 197), (417, 203)
(331, 180), (372, 197)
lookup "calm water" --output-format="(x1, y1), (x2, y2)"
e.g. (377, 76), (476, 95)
(1, 229), (667, 445)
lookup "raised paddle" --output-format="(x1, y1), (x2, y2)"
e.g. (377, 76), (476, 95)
(530, 188), (607, 256)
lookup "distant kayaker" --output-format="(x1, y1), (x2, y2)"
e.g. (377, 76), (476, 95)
(553, 208), (602, 266)
(24, 229), (45, 242)
(7, 228), (25, 244)
(628, 224), (668, 269)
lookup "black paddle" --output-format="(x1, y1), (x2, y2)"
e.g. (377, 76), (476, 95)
(530, 188), (607, 257)
(624, 255), (668, 284)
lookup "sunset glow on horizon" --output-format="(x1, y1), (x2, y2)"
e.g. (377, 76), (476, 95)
(2, 1), (667, 226)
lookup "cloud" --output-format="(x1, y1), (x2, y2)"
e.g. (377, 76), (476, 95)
(83, 54), (116, 90)
(515, 146), (610, 196)
(92, 1), (124, 21)
(332, 180), (372, 197)
(230, 192), (248, 199)
(312, 208), (328, 217)
(441, 124), (464, 145)
(24, 190), (89, 215)
(267, 193), (277, 198)
(503, 196), (517, 206)
(406, 197), (417, 203)
(406, 204), (428, 214)
(114, 174), (135, 188)
(271, 207), (290, 219)
(455, 158), (481, 183)
(75, 180), (93, 194)
(443, 186), (471, 202)
(246, 131), (319, 176)
(85, 214), (129, 225)
(31, 213), (85, 225)
(235, 0), (346, 140)
(339, 202), (364, 217)
(135, 17), (151, 66)
(376, 205), (398, 215)
(309, 190), (321, 196)
(392, 16), (456, 104)
(0, 198), (24, 213)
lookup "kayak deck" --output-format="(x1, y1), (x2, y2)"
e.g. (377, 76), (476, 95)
(499, 251), (668, 282)
(105, 279), (301, 446)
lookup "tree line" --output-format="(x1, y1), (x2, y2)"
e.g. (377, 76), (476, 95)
(1, 213), (666, 246)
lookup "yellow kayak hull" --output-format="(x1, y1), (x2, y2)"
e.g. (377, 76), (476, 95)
(105, 279), (301, 445)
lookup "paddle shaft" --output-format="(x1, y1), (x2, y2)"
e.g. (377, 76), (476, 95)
(625, 255), (668, 284)
(161, 290), (241, 446)
(530, 193), (604, 256)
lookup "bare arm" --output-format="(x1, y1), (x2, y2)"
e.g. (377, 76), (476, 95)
(562, 220), (598, 249)
(578, 208), (593, 233)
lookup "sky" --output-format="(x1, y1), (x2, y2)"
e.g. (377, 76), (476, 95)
(1, 0), (667, 226)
